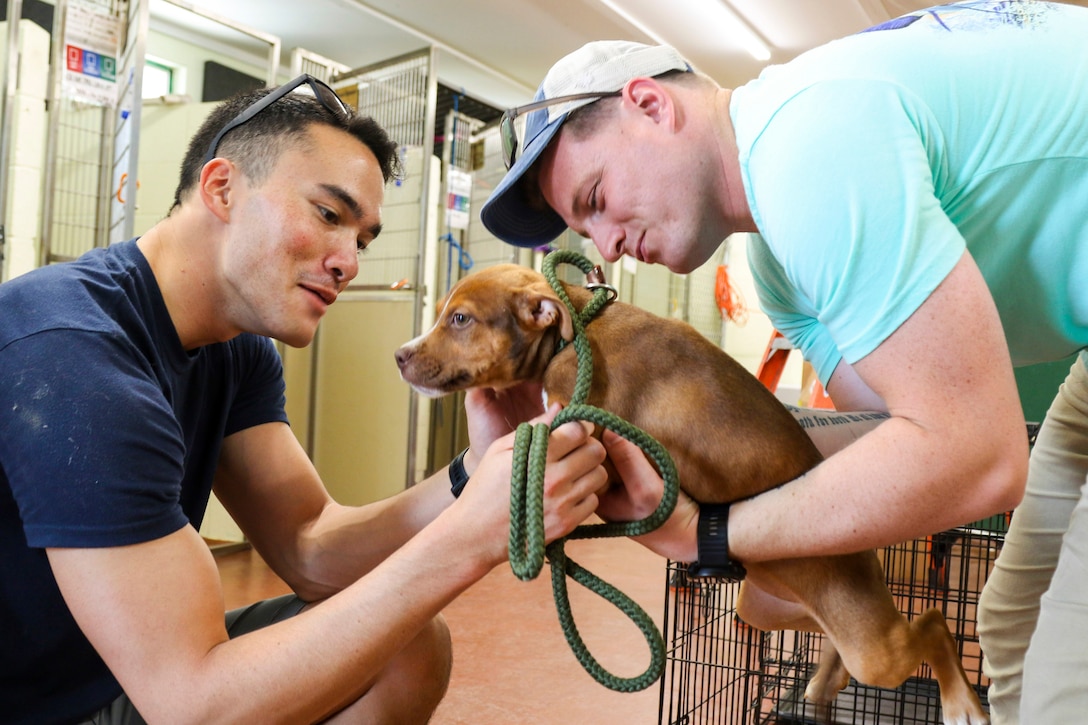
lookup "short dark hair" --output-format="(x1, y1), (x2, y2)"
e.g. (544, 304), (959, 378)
(170, 86), (402, 212)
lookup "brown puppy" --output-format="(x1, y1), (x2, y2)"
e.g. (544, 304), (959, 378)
(395, 263), (988, 724)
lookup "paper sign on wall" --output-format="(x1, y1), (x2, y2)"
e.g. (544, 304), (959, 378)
(445, 168), (472, 230)
(63, 0), (121, 107)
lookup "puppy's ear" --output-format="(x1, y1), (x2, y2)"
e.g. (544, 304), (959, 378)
(517, 289), (574, 342)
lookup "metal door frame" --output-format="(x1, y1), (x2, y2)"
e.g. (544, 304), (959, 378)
(0, 0), (24, 279)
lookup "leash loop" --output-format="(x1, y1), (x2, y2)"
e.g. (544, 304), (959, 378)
(508, 249), (680, 692)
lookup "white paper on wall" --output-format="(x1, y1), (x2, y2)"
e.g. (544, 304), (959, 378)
(444, 167), (472, 231)
(62, 0), (121, 107)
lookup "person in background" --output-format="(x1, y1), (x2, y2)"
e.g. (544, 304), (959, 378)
(479, 2), (1088, 721)
(0, 74), (608, 723)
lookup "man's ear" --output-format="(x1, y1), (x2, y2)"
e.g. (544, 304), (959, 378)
(198, 158), (235, 223)
(517, 287), (574, 342)
(623, 77), (674, 128)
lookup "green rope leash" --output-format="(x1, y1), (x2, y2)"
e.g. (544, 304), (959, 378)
(508, 249), (680, 693)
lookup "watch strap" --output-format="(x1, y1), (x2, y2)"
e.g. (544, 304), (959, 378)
(687, 502), (747, 581)
(449, 447), (471, 498)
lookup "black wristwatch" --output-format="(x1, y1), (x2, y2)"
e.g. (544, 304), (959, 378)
(449, 447), (471, 498)
(687, 502), (747, 581)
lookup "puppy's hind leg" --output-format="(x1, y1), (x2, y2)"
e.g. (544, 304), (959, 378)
(836, 606), (989, 725)
(797, 551), (989, 725)
(805, 636), (850, 705)
(735, 583), (850, 713)
(911, 607), (990, 725)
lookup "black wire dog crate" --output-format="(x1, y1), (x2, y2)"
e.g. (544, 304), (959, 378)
(657, 516), (1010, 725)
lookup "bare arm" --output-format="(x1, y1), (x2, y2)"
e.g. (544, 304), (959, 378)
(210, 421), (455, 600)
(211, 382), (550, 600)
(728, 251), (1027, 561)
(47, 414), (606, 723)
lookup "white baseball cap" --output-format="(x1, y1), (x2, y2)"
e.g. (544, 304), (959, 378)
(480, 41), (691, 248)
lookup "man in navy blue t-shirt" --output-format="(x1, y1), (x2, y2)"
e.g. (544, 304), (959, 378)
(0, 76), (609, 723)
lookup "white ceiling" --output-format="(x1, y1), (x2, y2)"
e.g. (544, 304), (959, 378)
(148, 0), (950, 112)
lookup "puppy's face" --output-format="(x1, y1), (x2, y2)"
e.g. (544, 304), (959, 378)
(395, 265), (573, 397)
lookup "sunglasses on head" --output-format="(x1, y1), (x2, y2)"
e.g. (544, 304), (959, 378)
(499, 90), (621, 170)
(203, 74), (352, 165)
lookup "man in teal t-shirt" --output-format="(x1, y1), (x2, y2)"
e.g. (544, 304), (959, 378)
(480, 2), (1088, 721)
(736, 2), (1088, 389)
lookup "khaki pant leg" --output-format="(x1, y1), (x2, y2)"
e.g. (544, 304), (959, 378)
(978, 356), (1088, 724)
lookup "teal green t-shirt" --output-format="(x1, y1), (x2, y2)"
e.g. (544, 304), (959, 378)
(732, 0), (1088, 385)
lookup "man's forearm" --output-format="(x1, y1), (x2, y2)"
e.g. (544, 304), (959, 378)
(730, 409), (1022, 563)
(293, 470), (457, 599)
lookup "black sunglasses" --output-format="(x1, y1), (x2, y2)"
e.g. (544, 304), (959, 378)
(203, 74), (352, 165)
(499, 90), (621, 170)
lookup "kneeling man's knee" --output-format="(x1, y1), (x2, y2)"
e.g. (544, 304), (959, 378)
(334, 615), (453, 723)
(415, 614), (453, 698)
(387, 614), (453, 721)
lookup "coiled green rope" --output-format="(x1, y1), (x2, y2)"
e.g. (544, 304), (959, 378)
(508, 249), (680, 692)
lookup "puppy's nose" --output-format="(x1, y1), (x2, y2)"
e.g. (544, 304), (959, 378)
(394, 347), (412, 371)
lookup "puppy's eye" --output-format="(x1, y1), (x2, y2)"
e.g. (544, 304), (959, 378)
(450, 312), (472, 328)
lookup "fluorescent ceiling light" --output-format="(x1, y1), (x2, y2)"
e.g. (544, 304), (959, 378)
(724, 4), (773, 62)
(598, 0), (772, 63)
(597, 0), (669, 46)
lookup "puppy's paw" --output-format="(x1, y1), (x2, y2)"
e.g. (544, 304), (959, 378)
(803, 672), (848, 705)
(940, 704), (989, 725)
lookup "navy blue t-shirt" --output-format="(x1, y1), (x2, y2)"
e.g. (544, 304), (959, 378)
(0, 240), (288, 723)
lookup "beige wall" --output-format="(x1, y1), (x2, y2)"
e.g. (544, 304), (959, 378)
(146, 28), (270, 104)
(134, 101), (216, 234)
(309, 296), (416, 506)
(1, 18), (50, 281)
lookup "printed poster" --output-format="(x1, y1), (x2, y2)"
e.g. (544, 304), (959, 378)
(445, 168), (472, 230)
(63, 0), (121, 106)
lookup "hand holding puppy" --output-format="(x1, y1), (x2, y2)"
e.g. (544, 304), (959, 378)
(448, 402), (607, 570)
(595, 431), (700, 562)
